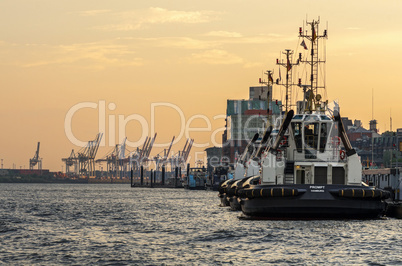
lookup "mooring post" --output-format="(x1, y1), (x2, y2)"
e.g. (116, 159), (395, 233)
(179, 167), (181, 187)
(161, 165), (165, 185)
(140, 166), (144, 186)
(130, 167), (134, 187)
(175, 167), (178, 187)
(150, 169), (153, 188)
(187, 163), (190, 185)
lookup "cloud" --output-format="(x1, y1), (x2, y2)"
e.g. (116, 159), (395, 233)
(94, 7), (219, 31)
(130, 32), (291, 50)
(94, 23), (142, 31)
(229, 34), (293, 45)
(243, 62), (264, 68)
(189, 49), (243, 65)
(77, 9), (111, 16)
(137, 37), (217, 50)
(19, 42), (143, 70)
(145, 7), (213, 24)
(346, 27), (361, 30)
(205, 31), (243, 38)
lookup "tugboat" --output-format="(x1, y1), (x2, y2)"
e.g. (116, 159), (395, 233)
(238, 19), (390, 219)
(218, 133), (259, 207)
(227, 129), (274, 210)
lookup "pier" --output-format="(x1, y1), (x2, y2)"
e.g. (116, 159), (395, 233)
(363, 168), (402, 218)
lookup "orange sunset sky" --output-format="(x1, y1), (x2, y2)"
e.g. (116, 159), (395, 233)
(1, 0), (402, 171)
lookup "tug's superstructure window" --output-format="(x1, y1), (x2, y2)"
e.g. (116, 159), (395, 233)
(304, 123), (319, 150)
(292, 117), (330, 155)
(292, 122), (303, 152)
(319, 123), (328, 152)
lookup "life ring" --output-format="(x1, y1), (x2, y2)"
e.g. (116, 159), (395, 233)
(339, 150), (346, 160)
(332, 136), (341, 146)
(280, 136), (288, 146)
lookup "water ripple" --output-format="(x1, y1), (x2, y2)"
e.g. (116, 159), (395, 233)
(0, 184), (402, 265)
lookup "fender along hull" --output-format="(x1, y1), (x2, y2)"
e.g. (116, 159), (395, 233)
(240, 184), (389, 219)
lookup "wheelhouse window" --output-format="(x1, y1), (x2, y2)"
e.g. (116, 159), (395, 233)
(291, 122), (303, 152)
(319, 123), (329, 153)
(304, 122), (319, 150)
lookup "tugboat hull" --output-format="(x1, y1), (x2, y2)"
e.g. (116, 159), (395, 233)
(240, 185), (389, 219)
(219, 194), (230, 207)
(229, 196), (241, 211)
(184, 185), (206, 190)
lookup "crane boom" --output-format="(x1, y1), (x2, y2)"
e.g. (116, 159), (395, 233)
(165, 136), (175, 159)
(145, 133), (157, 158)
(139, 136), (149, 159)
(183, 139), (193, 162)
(35, 142), (40, 159)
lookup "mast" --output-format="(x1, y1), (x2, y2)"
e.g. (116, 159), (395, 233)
(371, 88), (374, 166)
(259, 70), (274, 126)
(298, 18), (328, 113)
(276, 49), (299, 113)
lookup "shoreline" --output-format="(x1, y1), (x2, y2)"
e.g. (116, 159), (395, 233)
(0, 176), (131, 184)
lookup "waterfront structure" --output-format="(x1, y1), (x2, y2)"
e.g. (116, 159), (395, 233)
(345, 118), (402, 167)
(362, 168), (401, 201)
(204, 146), (222, 173)
(222, 86), (282, 164)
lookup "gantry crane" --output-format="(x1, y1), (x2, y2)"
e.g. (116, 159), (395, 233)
(62, 149), (78, 175)
(29, 142), (42, 170)
(135, 133), (157, 170)
(77, 133), (103, 177)
(154, 136), (175, 172)
(96, 137), (130, 178)
(169, 138), (193, 170)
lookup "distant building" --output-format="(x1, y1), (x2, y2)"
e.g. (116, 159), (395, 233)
(204, 147), (222, 173)
(354, 119), (362, 128)
(348, 126), (373, 142)
(249, 86), (270, 100)
(222, 86), (282, 164)
(348, 123), (402, 167)
(369, 119), (378, 133)
(341, 117), (353, 130)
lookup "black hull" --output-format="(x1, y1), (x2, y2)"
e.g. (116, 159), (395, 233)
(240, 184), (388, 219)
(185, 186), (206, 190)
(219, 194), (230, 207)
(385, 201), (402, 219)
(131, 182), (183, 188)
(229, 196), (241, 211)
(206, 184), (220, 191)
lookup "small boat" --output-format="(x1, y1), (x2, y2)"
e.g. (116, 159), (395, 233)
(184, 167), (208, 190)
(239, 19), (390, 219)
(206, 166), (228, 191)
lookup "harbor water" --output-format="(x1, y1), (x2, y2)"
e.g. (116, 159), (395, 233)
(1, 184), (402, 265)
